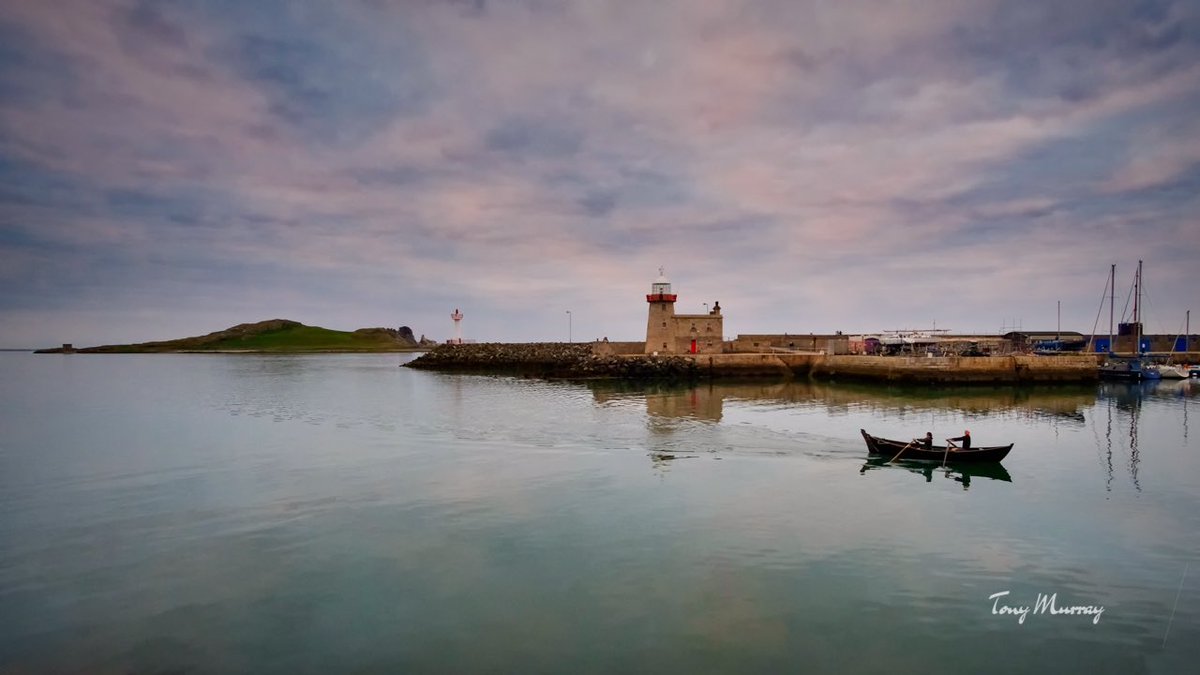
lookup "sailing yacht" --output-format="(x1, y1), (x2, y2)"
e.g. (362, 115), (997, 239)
(1156, 312), (1192, 379)
(1098, 261), (1161, 381)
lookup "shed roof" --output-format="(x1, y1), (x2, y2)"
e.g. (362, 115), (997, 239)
(1003, 331), (1086, 341)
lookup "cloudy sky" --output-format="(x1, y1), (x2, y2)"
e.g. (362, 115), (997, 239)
(2, 0), (1198, 347)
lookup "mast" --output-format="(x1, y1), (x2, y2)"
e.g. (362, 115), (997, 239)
(1135, 260), (1142, 354)
(1108, 263), (1115, 354)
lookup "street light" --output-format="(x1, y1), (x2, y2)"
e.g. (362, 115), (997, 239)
(566, 310), (572, 343)
(703, 302), (709, 314)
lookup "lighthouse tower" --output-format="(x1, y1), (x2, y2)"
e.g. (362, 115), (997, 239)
(450, 308), (463, 344)
(645, 267), (678, 354)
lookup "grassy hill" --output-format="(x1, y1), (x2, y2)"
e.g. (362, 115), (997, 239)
(37, 319), (432, 353)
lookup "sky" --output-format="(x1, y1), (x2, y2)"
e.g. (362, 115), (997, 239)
(2, 0), (1199, 348)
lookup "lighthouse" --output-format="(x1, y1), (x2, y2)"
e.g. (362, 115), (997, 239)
(643, 268), (724, 355)
(645, 267), (678, 354)
(450, 308), (463, 344)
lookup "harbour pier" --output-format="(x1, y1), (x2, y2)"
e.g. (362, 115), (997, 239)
(405, 343), (1101, 383)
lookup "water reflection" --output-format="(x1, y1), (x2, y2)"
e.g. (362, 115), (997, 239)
(583, 378), (1200, 487)
(647, 452), (702, 475)
(1093, 380), (1196, 493)
(590, 381), (724, 423)
(859, 457), (1013, 489)
(1100, 377), (1200, 407)
(799, 381), (1100, 427)
(584, 380), (1111, 473)
(587, 379), (1101, 421)
(1089, 380), (1200, 493)
(592, 383), (727, 466)
(854, 456), (1012, 487)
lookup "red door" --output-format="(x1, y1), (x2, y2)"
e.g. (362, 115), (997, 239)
(690, 339), (697, 353)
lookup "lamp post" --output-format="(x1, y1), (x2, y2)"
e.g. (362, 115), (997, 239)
(703, 303), (709, 314)
(566, 310), (572, 343)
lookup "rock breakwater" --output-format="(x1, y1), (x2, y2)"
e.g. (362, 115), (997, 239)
(404, 343), (699, 380)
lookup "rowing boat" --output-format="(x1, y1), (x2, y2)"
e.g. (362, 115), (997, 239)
(860, 429), (1013, 463)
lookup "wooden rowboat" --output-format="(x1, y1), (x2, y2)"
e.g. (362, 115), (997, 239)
(860, 429), (1013, 463)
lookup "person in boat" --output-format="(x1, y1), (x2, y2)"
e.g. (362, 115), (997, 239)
(913, 431), (933, 450)
(946, 430), (971, 451)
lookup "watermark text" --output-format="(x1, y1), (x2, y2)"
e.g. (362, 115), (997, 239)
(988, 590), (1104, 625)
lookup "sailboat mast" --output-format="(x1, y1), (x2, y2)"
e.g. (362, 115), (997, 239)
(1108, 263), (1115, 354)
(1135, 260), (1142, 354)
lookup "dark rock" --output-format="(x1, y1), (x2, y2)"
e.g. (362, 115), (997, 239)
(353, 327), (418, 346)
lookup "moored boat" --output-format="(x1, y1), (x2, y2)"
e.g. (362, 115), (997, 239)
(1156, 364), (1188, 379)
(1096, 261), (1161, 381)
(1099, 356), (1162, 381)
(860, 429), (1013, 463)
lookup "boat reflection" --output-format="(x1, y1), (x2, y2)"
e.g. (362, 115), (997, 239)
(859, 457), (1012, 489)
(1099, 377), (1200, 404)
(1090, 380), (1199, 492)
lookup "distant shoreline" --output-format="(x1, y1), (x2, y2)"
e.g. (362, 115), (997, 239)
(34, 347), (431, 354)
(32, 319), (435, 354)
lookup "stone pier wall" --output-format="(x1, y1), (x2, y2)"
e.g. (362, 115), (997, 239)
(809, 354), (1100, 383)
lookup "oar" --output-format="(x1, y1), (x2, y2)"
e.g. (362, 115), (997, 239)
(942, 439), (957, 467)
(887, 440), (916, 464)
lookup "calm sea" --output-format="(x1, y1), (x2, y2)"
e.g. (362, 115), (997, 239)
(1, 352), (1197, 674)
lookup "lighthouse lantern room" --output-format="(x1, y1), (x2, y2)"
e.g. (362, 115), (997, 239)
(647, 267), (677, 302)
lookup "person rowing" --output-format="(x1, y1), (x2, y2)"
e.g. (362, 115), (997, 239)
(946, 430), (971, 451)
(912, 431), (933, 450)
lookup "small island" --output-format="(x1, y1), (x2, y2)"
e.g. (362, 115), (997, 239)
(35, 319), (436, 354)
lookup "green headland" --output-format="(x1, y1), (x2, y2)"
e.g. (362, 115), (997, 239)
(35, 319), (434, 354)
